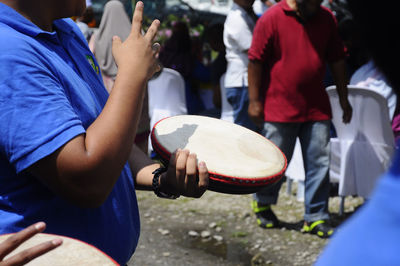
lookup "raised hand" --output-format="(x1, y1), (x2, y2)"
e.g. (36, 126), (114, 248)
(0, 222), (62, 266)
(112, 1), (160, 81)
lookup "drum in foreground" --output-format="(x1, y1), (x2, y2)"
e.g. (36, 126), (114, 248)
(0, 233), (118, 266)
(151, 115), (287, 194)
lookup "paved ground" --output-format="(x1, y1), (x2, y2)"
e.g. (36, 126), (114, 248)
(128, 182), (364, 266)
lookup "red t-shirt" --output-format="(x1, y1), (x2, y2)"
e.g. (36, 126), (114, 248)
(248, 1), (345, 122)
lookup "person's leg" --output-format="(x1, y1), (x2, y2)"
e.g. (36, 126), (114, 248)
(226, 86), (259, 131)
(299, 121), (331, 222)
(254, 122), (299, 204)
(252, 122), (299, 227)
(299, 120), (333, 238)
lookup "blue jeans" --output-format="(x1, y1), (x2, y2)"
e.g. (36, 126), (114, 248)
(254, 121), (331, 223)
(226, 86), (259, 132)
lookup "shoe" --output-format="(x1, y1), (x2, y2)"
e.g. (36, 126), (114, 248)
(302, 220), (334, 238)
(251, 200), (279, 228)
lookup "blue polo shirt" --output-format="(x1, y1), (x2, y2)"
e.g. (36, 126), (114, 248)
(316, 146), (400, 266)
(0, 3), (140, 265)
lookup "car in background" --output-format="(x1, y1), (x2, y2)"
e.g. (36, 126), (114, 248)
(182, 0), (231, 16)
(90, 0), (226, 27)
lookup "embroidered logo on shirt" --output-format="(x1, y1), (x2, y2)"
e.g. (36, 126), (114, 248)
(86, 55), (99, 74)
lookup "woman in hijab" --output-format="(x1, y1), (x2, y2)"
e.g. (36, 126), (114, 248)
(89, 0), (150, 153)
(89, 0), (131, 92)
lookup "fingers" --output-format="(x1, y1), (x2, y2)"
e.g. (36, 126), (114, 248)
(175, 150), (190, 192)
(343, 112), (352, 124)
(165, 149), (209, 198)
(0, 222), (62, 265)
(131, 1), (144, 36)
(152, 43), (161, 55)
(131, 1), (159, 42)
(3, 238), (62, 266)
(0, 222), (45, 261)
(151, 43), (161, 74)
(342, 106), (353, 124)
(196, 161), (209, 197)
(185, 153), (198, 195)
(111, 36), (122, 64)
(248, 101), (264, 126)
(175, 150), (209, 197)
(144, 19), (160, 43)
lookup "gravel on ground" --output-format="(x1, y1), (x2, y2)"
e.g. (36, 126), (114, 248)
(129, 182), (364, 266)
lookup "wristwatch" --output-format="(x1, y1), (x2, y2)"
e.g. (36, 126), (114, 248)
(152, 167), (180, 199)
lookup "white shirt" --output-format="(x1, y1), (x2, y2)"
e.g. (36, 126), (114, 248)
(223, 3), (256, 87)
(350, 60), (397, 119)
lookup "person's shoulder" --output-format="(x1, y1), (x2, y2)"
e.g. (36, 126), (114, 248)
(55, 18), (88, 41)
(258, 3), (282, 22)
(0, 23), (35, 57)
(226, 5), (243, 20)
(60, 18), (83, 33)
(265, 2), (282, 14)
(319, 5), (337, 21)
(224, 6), (247, 29)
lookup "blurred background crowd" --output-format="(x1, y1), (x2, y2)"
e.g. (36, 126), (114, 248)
(72, 0), (399, 233)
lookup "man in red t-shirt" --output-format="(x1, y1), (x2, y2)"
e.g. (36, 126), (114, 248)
(247, 0), (352, 238)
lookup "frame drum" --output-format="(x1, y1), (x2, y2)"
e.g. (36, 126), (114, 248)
(151, 115), (287, 194)
(0, 233), (118, 265)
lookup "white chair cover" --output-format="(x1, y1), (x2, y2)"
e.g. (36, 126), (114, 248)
(327, 85), (396, 198)
(285, 137), (305, 202)
(219, 73), (234, 122)
(285, 138), (305, 182)
(147, 68), (188, 152)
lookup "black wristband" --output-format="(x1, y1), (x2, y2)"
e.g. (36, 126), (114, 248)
(152, 166), (179, 199)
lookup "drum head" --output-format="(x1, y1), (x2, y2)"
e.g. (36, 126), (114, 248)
(0, 233), (118, 265)
(151, 115), (287, 194)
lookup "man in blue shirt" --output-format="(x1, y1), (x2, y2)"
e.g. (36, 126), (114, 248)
(0, 0), (209, 265)
(317, 0), (400, 265)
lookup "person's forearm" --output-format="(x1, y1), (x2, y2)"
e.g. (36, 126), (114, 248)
(128, 144), (160, 190)
(247, 60), (265, 125)
(248, 60), (263, 102)
(329, 59), (349, 102)
(329, 59), (353, 123)
(78, 71), (147, 191)
(86, 71), (146, 168)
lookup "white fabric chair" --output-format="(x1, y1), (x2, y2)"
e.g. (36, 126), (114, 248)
(219, 73), (234, 122)
(327, 85), (395, 199)
(285, 138), (305, 202)
(147, 68), (188, 152)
